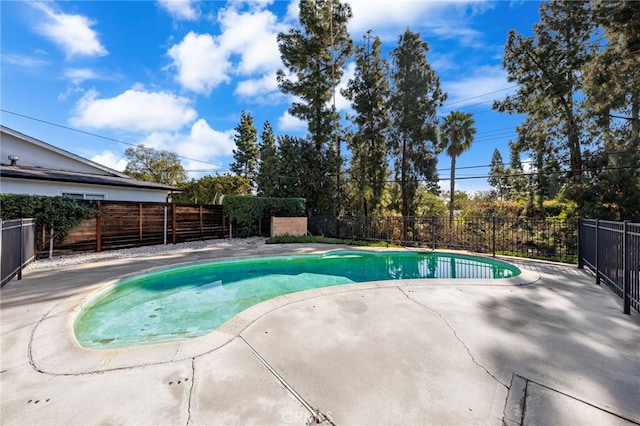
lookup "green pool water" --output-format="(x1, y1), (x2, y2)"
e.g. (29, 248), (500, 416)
(74, 250), (520, 349)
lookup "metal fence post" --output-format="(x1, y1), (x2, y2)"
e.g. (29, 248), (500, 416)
(577, 217), (583, 269)
(18, 218), (24, 280)
(492, 215), (496, 257)
(386, 216), (390, 248)
(623, 220), (630, 315)
(163, 205), (168, 245)
(432, 217), (436, 250)
(595, 218), (600, 285)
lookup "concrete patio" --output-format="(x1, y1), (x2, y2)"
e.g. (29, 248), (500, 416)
(1, 241), (639, 425)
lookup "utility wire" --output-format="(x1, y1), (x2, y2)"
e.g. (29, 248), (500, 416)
(1, 108), (228, 169)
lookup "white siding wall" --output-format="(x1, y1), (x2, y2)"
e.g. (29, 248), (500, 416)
(1, 178), (171, 202)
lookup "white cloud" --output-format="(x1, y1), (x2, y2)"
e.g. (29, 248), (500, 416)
(166, 4), (285, 97)
(71, 87), (197, 132)
(91, 151), (128, 172)
(285, 0), (299, 23)
(347, 0), (456, 36)
(2, 54), (49, 68)
(235, 72), (279, 98)
(218, 6), (284, 75)
(440, 66), (515, 112)
(422, 21), (483, 46)
(30, 2), (107, 58)
(180, 118), (235, 160)
(277, 111), (306, 132)
(157, 0), (200, 21)
(64, 68), (100, 84)
(347, 0), (487, 45)
(137, 119), (235, 178)
(167, 31), (231, 95)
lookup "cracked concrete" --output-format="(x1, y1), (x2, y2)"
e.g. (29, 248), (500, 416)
(400, 288), (509, 389)
(2, 242), (640, 425)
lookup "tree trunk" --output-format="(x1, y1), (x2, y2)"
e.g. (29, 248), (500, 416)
(449, 155), (456, 226)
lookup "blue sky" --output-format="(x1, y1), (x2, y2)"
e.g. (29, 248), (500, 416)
(1, 0), (542, 193)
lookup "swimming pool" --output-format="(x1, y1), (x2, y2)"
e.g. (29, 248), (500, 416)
(74, 250), (520, 349)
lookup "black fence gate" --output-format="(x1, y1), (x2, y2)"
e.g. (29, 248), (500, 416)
(1, 218), (36, 287)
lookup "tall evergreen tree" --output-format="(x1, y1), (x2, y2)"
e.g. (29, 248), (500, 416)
(256, 121), (279, 197)
(277, 0), (353, 213)
(488, 149), (509, 200)
(507, 141), (527, 201)
(230, 110), (259, 187)
(342, 31), (391, 216)
(389, 29), (446, 219)
(515, 118), (562, 215)
(493, 0), (594, 214)
(438, 111), (476, 225)
(580, 0), (640, 220)
(273, 136), (320, 208)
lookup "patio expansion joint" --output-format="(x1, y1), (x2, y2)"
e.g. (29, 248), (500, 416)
(398, 287), (508, 389)
(237, 336), (335, 426)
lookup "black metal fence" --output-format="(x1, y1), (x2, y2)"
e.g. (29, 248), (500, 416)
(1, 218), (36, 288)
(579, 219), (640, 314)
(309, 216), (578, 263)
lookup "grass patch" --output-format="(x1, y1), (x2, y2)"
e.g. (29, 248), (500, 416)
(266, 235), (401, 247)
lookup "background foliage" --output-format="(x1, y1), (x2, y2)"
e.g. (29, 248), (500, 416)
(0, 194), (100, 243)
(223, 196), (306, 237)
(173, 175), (251, 204)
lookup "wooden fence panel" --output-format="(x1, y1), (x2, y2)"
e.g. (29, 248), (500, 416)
(41, 201), (225, 256)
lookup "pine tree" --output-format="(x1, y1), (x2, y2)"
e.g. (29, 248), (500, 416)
(230, 110), (259, 187)
(389, 29), (446, 219)
(256, 121), (279, 197)
(277, 0), (353, 214)
(273, 136), (320, 207)
(515, 118), (562, 216)
(342, 31), (391, 216)
(493, 0), (594, 214)
(439, 111), (476, 225)
(507, 142), (526, 202)
(580, 1), (640, 220)
(488, 149), (508, 200)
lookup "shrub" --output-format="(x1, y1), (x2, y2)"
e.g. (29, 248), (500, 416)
(223, 196), (306, 237)
(0, 194), (100, 243)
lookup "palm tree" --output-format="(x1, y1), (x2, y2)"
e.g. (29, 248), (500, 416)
(439, 111), (477, 225)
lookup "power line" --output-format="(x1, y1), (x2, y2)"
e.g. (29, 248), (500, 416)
(0, 108), (228, 169)
(374, 164), (639, 184)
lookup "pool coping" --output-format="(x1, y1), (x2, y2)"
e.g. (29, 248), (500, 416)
(28, 248), (541, 375)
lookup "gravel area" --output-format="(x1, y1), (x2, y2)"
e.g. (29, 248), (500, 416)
(24, 237), (268, 272)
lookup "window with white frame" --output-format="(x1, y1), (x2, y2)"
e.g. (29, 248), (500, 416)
(61, 192), (105, 200)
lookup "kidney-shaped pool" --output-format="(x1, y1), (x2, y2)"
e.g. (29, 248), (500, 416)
(74, 250), (520, 349)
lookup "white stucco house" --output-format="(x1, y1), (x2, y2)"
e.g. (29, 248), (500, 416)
(0, 126), (180, 202)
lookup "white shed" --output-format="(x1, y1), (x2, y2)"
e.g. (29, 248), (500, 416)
(0, 126), (180, 202)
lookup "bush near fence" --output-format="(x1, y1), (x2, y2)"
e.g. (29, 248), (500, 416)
(223, 196), (306, 237)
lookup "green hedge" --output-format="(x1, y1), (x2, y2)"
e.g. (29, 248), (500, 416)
(223, 196), (306, 237)
(0, 194), (100, 243)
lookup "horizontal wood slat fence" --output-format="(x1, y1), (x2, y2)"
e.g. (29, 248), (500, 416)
(42, 201), (225, 256)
